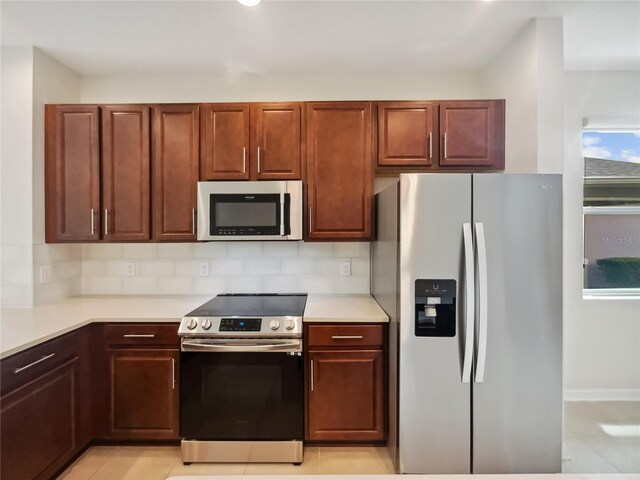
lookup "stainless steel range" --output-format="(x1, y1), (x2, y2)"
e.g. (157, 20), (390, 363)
(179, 294), (306, 464)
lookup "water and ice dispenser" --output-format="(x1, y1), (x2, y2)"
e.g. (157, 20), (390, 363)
(414, 279), (456, 337)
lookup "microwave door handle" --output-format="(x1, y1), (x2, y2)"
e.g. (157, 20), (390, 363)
(280, 193), (285, 236)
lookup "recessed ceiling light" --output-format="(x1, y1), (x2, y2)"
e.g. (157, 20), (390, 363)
(237, 0), (261, 6)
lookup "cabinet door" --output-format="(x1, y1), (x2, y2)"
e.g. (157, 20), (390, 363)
(306, 102), (373, 239)
(439, 100), (505, 168)
(102, 105), (151, 241)
(45, 105), (100, 242)
(253, 103), (301, 180)
(201, 104), (250, 180)
(307, 350), (384, 442)
(378, 101), (437, 167)
(152, 105), (199, 241)
(107, 349), (179, 440)
(1, 358), (79, 480)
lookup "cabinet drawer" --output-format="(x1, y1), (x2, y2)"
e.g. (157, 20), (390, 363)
(103, 324), (179, 348)
(1, 331), (78, 394)
(307, 324), (384, 348)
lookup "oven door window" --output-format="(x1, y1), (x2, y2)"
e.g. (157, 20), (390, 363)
(181, 351), (303, 440)
(210, 194), (287, 236)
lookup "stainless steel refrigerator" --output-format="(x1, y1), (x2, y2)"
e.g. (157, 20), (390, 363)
(372, 173), (562, 474)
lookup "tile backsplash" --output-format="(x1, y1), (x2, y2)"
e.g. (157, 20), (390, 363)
(81, 242), (370, 296)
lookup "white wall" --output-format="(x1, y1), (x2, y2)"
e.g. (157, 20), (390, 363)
(31, 48), (83, 304)
(80, 71), (482, 103)
(563, 71), (640, 399)
(1, 47), (34, 306)
(481, 17), (564, 174)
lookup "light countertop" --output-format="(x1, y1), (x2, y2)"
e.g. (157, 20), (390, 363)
(0, 294), (388, 359)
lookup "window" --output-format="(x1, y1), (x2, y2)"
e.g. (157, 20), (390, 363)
(583, 130), (640, 295)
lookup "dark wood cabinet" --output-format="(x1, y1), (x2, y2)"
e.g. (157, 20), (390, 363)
(306, 324), (386, 443)
(101, 105), (151, 241)
(152, 104), (200, 241)
(439, 100), (505, 168)
(377, 101), (438, 167)
(201, 104), (251, 180)
(253, 103), (302, 180)
(106, 349), (179, 440)
(45, 105), (101, 242)
(100, 323), (180, 441)
(306, 102), (373, 240)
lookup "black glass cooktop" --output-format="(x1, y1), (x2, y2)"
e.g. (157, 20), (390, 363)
(185, 293), (307, 317)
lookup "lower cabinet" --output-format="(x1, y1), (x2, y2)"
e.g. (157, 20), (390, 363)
(1, 357), (80, 480)
(306, 324), (386, 443)
(106, 349), (179, 440)
(99, 323), (180, 441)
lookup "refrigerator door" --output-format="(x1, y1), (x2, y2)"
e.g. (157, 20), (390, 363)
(398, 174), (472, 474)
(472, 174), (563, 474)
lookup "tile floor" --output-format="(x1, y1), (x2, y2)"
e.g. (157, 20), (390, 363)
(562, 401), (640, 474)
(58, 401), (639, 479)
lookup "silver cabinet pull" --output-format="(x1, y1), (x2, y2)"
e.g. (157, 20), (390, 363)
(309, 206), (312, 233)
(90, 208), (95, 235)
(104, 209), (109, 235)
(192, 208), (196, 235)
(14, 353), (56, 374)
(123, 334), (155, 338)
(257, 146), (261, 173)
(331, 335), (364, 340)
(310, 359), (314, 392)
(172, 358), (176, 390)
(428, 132), (433, 159)
(242, 147), (246, 173)
(444, 132), (448, 159)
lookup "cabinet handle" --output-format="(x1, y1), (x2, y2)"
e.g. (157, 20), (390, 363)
(242, 147), (246, 173)
(104, 209), (109, 235)
(172, 358), (176, 390)
(257, 147), (261, 173)
(310, 359), (314, 392)
(14, 353), (55, 374)
(444, 132), (448, 159)
(90, 208), (95, 235)
(428, 132), (433, 159)
(309, 206), (312, 233)
(192, 208), (196, 235)
(123, 334), (155, 338)
(331, 335), (364, 340)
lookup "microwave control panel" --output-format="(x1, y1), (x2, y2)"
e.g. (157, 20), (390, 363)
(415, 279), (456, 337)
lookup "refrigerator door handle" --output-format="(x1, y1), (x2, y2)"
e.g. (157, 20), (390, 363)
(462, 222), (475, 384)
(474, 222), (488, 383)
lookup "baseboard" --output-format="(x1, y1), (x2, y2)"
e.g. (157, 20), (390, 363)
(564, 388), (640, 401)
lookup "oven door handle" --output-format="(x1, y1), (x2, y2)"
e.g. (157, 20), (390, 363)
(181, 339), (302, 353)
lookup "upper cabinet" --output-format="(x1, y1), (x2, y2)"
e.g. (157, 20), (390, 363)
(152, 105), (200, 241)
(101, 105), (151, 241)
(45, 105), (101, 242)
(201, 103), (302, 181)
(253, 103), (302, 180)
(201, 104), (250, 180)
(306, 102), (373, 240)
(439, 100), (505, 168)
(377, 101), (438, 167)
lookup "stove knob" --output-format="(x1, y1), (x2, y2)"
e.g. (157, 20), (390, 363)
(186, 318), (198, 330)
(201, 319), (212, 330)
(269, 319), (280, 330)
(285, 319), (296, 330)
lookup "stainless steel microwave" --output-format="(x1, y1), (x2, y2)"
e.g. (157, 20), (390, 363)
(196, 181), (303, 241)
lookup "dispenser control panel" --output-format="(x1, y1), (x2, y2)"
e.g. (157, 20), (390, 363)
(415, 279), (456, 337)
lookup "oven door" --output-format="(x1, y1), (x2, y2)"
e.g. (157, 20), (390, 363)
(180, 339), (304, 441)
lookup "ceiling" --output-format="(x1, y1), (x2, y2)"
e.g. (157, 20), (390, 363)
(1, 1), (638, 77)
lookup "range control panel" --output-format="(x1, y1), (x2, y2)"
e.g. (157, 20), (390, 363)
(415, 279), (456, 337)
